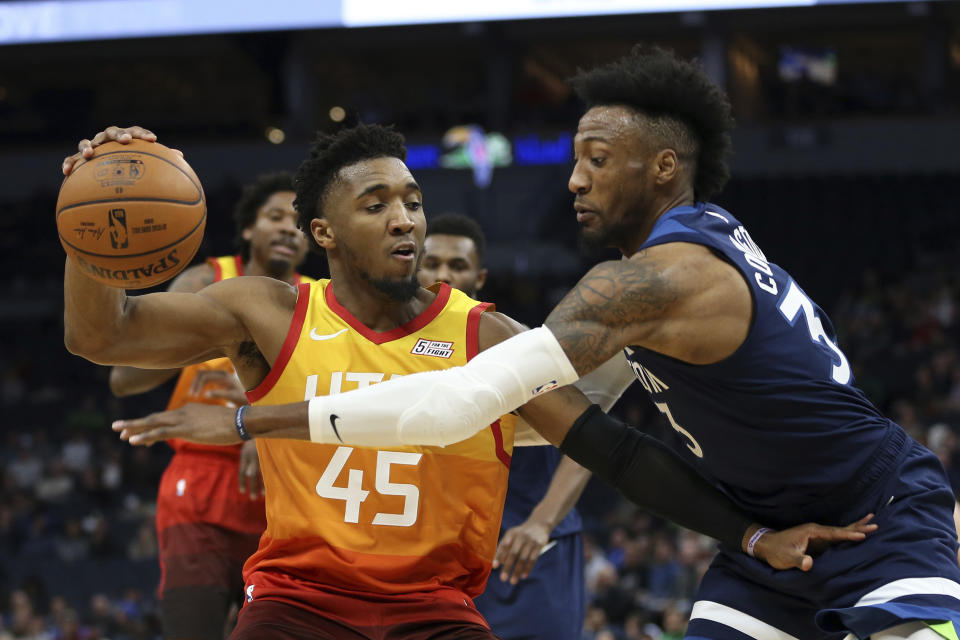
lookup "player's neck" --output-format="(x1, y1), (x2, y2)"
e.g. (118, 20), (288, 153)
(244, 258), (297, 285)
(327, 266), (433, 333)
(619, 190), (695, 256)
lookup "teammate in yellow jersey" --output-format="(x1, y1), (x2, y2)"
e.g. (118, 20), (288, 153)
(107, 172), (311, 640)
(64, 124), (873, 639)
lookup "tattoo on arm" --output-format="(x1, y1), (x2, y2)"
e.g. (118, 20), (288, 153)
(545, 254), (676, 375)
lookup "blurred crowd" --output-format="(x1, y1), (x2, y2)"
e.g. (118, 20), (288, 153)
(0, 171), (957, 639)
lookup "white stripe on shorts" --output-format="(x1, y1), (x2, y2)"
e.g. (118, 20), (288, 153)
(854, 577), (960, 607)
(690, 600), (800, 640)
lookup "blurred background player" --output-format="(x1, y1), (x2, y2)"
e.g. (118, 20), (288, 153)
(108, 172), (312, 640)
(419, 213), (591, 640)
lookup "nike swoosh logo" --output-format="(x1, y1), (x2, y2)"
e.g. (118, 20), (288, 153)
(310, 328), (348, 341)
(329, 414), (343, 443)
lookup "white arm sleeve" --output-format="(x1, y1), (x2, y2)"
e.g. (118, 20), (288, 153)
(308, 326), (579, 447)
(513, 350), (636, 447)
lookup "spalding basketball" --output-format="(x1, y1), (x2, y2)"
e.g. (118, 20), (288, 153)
(56, 139), (206, 289)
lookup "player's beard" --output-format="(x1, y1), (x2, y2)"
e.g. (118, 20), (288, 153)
(363, 272), (420, 301)
(578, 215), (647, 256)
(356, 252), (423, 302)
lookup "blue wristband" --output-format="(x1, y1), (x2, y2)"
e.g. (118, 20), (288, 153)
(235, 405), (251, 441)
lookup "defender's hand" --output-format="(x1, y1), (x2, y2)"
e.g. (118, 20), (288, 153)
(752, 513), (877, 571)
(62, 125), (176, 175)
(492, 519), (552, 584)
(238, 440), (264, 500)
(113, 403), (239, 446)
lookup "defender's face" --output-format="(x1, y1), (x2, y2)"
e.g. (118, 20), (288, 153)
(569, 106), (652, 250)
(244, 190), (308, 270)
(418, 234), (486, 298)
(320, 157), (425, 284)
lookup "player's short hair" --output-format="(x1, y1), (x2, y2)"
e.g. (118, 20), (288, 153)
(571, 46), (735, 201)
(233, 172), (295, 261)
(294, 124), (407, 253)
(426, 213), (487, 264)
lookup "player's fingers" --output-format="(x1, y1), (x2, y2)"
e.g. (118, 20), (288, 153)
(126, 126), (157, 141)
(492, 529), (519, 569)
(102, 125), (132, 143)
(799, 554), (813, 572)
(169, 148), (184, 159)
(497, 537), (523, 581)
(512, 543), (540, 583)
(127, 427), (168, 446)
(62, 152), (84, 175)
(77, 138), (95, 159)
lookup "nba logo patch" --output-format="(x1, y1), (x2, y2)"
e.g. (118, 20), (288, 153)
(411, 339), (454, 359)
(532, 380), (559, 396)
(246, 585), (255, 603)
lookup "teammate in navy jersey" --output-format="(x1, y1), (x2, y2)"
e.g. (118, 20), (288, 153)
(167, 48), (960, 639)
(419, 214), (590, 640)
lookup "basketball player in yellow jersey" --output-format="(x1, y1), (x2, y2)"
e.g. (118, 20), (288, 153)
(108, 172), (311, 640)
(65, 124), (874, 640)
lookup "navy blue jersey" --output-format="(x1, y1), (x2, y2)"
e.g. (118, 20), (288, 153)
(624, 202), (898, 527)
(499, 445), (582, 538)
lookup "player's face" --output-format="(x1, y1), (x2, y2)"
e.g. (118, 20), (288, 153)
(321, 158), (426, 300)
(244, 190), (308, 273)
(418, 234), (486, 298)
(569, 106), (655, 252)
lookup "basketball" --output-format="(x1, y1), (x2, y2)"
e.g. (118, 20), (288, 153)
(56, 139), (206, 289)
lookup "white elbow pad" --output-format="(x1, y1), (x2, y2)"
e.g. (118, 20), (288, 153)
(308, 326), (579, 447)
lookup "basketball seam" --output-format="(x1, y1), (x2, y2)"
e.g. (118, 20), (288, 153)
(57, 195), (204, 217)
(57, 146), (204, 218)
(59, 209), (206, 259)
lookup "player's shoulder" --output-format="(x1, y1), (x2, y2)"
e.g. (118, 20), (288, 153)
(200, 274), (300, 313)
(477, 310), (528, 351)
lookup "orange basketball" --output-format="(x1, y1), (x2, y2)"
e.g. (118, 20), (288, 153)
(56, 139), (206, 289)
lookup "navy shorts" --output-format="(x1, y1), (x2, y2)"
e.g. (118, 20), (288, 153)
(474, 533), (584, 640)
(686, 440), (960, 640)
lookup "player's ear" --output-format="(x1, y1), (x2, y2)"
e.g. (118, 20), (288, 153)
(475, 268), (488, 293)
(654, 149), (680, 186)
(242, 226), (254, 242)
(311, 217), (335, 250)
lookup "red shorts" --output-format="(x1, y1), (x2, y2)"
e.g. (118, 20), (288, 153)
(156, 450), (266, 534)
(232, 598), (501, 640)
(156, 451), (266, 638)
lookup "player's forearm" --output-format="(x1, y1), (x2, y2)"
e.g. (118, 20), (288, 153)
(64, 257), (129, 360)
(308, 327), (580, 448)
(526, 456), (591, 531)
(245, 402), (311, 440)
(109, 366), (180, 397)
(560, 405), (754, 550)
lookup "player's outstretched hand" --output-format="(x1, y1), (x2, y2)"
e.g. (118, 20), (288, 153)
(113, 403), (239, 446)
(492, 519), (552, 584)
(238, 440), (265, 500)
(61, 125), (181, 175)
(752, 513), (877, 572)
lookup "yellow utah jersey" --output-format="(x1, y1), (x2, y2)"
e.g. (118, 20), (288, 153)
(242, 280), (515, 607)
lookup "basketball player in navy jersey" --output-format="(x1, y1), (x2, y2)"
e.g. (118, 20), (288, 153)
(419, 214), (590, 640)
(121, 48), (960, 639)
